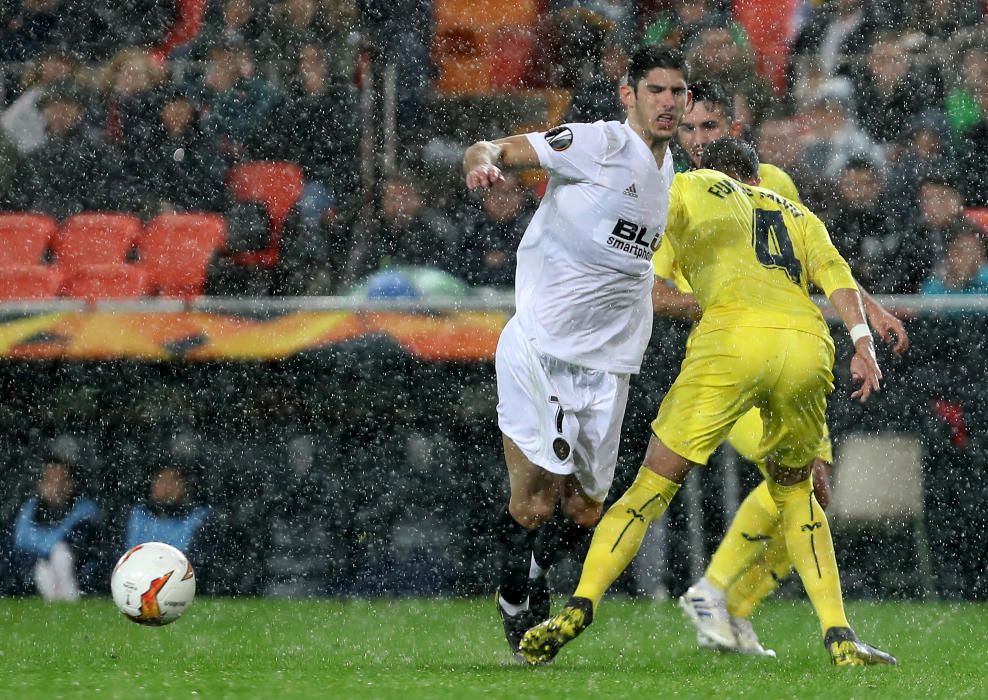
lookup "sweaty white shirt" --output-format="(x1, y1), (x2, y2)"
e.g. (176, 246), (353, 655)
(514, 120), (673, 374)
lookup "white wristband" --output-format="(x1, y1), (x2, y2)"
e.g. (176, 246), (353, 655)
(849, 323), (872, 344)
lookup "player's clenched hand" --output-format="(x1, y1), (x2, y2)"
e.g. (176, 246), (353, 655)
(466, 165), (504, 190)
(866, 304), (910, 355)
(850, 339), (882, 403)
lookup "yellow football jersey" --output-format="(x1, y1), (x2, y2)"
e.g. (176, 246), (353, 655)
(653, 163), (799, 293)
(757, 162), (800, 203)
(663, 169), (856, 344)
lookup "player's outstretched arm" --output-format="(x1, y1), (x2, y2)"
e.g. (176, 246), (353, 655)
(463, 135), (540, 190)
(859, 284), (910, 355)
(829, 286), (882, 403)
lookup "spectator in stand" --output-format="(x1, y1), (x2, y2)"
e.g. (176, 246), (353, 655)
(359, 0), (433, 134)
(98, 48), (166, 154)
(457, 173), (535, 288)
(904, 0), (983, 47)
(564, 34), (627, 124)
(187, 0), (267, 61)
(264, 41), (360, 211)
(798, 79), (885, 188)
(825, 157), (903, 293)
(3, 49), (79, 154)
(127, 83), (230, 215)
(852, 30), (928, 145)
(884, 110), (956, 226)
(272, 184), (350, 295)
(9, 455), (102, 600)
(944, 43), (988, 137)
(789, 0), (880, 86)
(258, 0), (323, 68)
(0, 0), (61, 63)
(684, 24), (772, 128)
(13, 80), (120, 217)
(199, 41), (279, 163)
(345, 172), (453, 283)
(123, 465), (214, 584)
(110, 0), (177, 50)
(922, 230), (988, 295)
(950, 44), (988, 207)
(640, 0), (725, 51)
(0, 130), (20, 208)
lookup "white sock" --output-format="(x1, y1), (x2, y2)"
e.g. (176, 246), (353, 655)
(528, 553), (547, 581)
(498, 594), (530, 617)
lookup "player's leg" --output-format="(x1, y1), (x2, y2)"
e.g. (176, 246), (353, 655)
(521, 329), (748, 664)
(520, 437), (687, 665)
(764, 332), (895, 666)
(526, 479), (600, 622)
(682, 478), (779, 652)
(495, 435), (558, 656)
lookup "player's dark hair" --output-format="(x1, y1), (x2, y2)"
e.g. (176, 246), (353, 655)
(700, 137), (759, 182)
(627, 45), (689, 89)
(688, 79), (734, 122)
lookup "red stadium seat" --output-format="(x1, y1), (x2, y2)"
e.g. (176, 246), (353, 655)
(62, 264), (150, 303)
(51, 213), (143, 273)
(0, 265), (63, 300)
(227, 162), (304, 267)
(0, 213), (58, 266)
(138, 213), (227, 297)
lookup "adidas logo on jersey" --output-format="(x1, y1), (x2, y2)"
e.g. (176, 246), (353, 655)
(623, 183), (638, 198)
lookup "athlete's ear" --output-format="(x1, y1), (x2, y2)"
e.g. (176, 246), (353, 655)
(685, 89), (694, 110)
(619, 82), (635, 109)
(730, 120), (743, 137)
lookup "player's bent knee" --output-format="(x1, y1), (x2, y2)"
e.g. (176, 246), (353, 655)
(508, 496), (556, 529)
(766, 459), (813, 486)
(561, 499), (603, 528)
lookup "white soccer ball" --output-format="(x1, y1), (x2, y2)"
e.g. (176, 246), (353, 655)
(110, 542), (196, 626)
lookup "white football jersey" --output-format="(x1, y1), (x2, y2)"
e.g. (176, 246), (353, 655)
(515, 120), (674, 374)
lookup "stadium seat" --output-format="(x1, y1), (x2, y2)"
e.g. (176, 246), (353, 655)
(0, 265), (63, 300)
(51, 213), (143, 273)
(61, 264), (151, 303)
(831, 433), (935, 597)
(435, 0), (537, 31)
(0, 212), (58, 266)
(227, 162), (304, 267)
(138, 213), (227, 297)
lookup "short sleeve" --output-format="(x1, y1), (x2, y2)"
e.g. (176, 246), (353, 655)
(802, 211), (857, 297)
(524, 122), (608, 182)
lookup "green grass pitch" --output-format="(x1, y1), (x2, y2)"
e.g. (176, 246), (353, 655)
(1, 597), (986, 699)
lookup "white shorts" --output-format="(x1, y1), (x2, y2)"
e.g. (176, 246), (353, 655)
(495, 316), (631, 503)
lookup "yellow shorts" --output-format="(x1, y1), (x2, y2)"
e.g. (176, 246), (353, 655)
(727, 408), (833, 477)
(653, 327), (834, 468)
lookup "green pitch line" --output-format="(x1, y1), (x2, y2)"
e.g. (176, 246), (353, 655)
(0, 597), (985, 699)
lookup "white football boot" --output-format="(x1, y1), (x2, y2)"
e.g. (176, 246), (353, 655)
(731, 616), (777, 657)
(678, 579), (735, 649)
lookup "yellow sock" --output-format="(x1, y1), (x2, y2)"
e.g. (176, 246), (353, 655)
(768, 477), (849, 633)
(706, 480), (779, 590)
(574, 467), (680, 610)
(726, 524), (790, 618)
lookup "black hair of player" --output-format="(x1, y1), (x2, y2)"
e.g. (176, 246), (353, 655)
(687, 79), (734, 122)
(627, 45), (690, 91)
(701, 137), (759, 182)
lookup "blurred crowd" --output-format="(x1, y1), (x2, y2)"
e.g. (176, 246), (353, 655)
(0, 0), (987, 296)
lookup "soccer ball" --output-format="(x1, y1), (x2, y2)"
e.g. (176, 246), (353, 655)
(110, 542), (196, 625)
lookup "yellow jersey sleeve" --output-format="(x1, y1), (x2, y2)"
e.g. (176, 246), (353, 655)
(652, 237), (693, 293)
(758, 163), (800, 203)
(799, 210), (857, 297)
